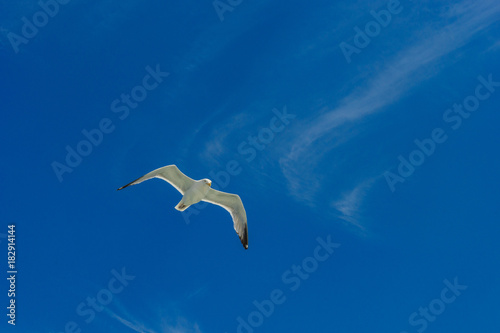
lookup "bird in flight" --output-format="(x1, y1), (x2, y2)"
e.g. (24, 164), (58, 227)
(117, 165), (248, 249)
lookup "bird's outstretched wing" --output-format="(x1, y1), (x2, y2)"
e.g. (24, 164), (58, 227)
(203, 188), (248, 249)
(117, 165), (195, 194)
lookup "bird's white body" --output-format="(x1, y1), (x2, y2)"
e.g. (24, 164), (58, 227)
(118, 165), (248, 249)
(175, 179), (211, 211)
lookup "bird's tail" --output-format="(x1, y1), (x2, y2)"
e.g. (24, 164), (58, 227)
(175, 201), (189, 211)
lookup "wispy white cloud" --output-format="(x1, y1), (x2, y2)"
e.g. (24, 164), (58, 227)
(199, 110), (257, 165)
(287, 0), (499, 163)
(331, 178), (375, 230)
(184, 100), (282, 169)
(280, 0), (500, 209)
(184, 284), (209, 300)
(486, 40), (500, 53)
(107, 311), (158, 333)
(104, 300), (203, 333)
(160, 318), (202, 333)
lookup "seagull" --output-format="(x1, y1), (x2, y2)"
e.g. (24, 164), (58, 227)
(117, 165), (248, 249)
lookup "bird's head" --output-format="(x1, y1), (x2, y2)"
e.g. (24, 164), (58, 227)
(203, 179), (212, 187)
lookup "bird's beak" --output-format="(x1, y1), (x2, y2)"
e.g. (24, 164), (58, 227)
(209, 182), (212, 187)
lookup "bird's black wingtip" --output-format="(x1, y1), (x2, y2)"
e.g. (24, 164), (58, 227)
(241, 229), (248, 250)
(117, 184), (130, 191)
(117, 177), (141, 191)
(117, 182), (134, 191)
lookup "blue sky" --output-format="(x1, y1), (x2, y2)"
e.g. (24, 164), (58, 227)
(1, 0), (500, 332)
